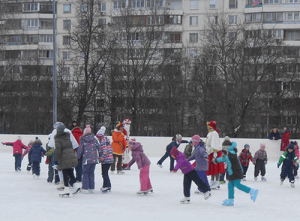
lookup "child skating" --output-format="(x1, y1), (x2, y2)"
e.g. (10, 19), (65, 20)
(253, 143), (268, 181)
(170, 147), (211, 203)
(277, 142), (298, 187)
(28, 137), (46, 179)
(212, 141), (258, 206)
(239, 144), (253, 181)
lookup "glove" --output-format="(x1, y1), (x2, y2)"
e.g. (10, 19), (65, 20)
(45, 158), (50, 164)
(277, 163), (280, 168)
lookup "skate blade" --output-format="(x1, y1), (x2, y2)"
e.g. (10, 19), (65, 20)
(180, 200), (190, 204)
(72, 188), (81, 196)
(137, 192), (148, 196)
(59, 193), (70, 198)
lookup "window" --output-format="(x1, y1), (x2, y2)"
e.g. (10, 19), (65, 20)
(285, 30), (300, 41)
(39, 34), (53, 43)
(228, 32), (237, 41)
(284, 12), (300, 21)
(288, 0), (299, 3)
(146, 16), (164, 25)
(63, 20), (71, 30)
(164, 33), (181, 43)
(209, 16), (218, 24)
(99, 2), (107, 11)
(63, 36), (70, 45)
(62, 67), (70, 74)
(99, 18), (106, 28)
(229, 0), (238, 8)
(23, 3), (39, 12)
(165, 15), (182, 24)
(190, 16), (198, 26)
(39, 50), (53, 58)
(129, 0), (146, 7)
(63, 4), (71, 13)
(245, 13), (262, 22)
(127, 32), (139, 40)
(190, 0), (199, 9)
(114, 0), (126, 9)
(81, 3), (87, 12)
(264, 12), (283, 22)
(27, 19), (39, 28)
(210, 0), (218, 8)
(229, 15), (237, 24)
(264, 0), (281, 4)
(189, 33), (198, 43)
(62, 51), (70, 60)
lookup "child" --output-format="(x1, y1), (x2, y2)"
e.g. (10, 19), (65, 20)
(294, 141), (299, 179)
(277, 142), (298, 187)
(170, 147), (211, 203)
(188, 135), (211, 194)
(253, 143), (268, 181)
(96, 126), (113, 193)
(220, 136), (232, 184)
(2, 136), (28, 172)
(212, 141), (258, 206)
(239, 144), (253, 181)
(28, 137), (47, 179)
(77, 125), (101, 194)
(128, 138), (153, 195)
(21, 140), (34, 173)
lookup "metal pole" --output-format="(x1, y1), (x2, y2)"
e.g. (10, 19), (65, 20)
(53, 0), (57, 124)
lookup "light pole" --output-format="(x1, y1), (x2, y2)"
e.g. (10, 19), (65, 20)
(53, 0), (57, 124)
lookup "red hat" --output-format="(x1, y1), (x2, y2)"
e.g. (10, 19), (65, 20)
(170, 147), (179, 159)
(207, 121), (220, 133)
(123, 118), (131, 124)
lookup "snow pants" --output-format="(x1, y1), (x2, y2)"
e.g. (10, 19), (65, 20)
(82, 163), (96, 190)
(197, 171), (211, 192)
(184, 170), (209, 197)
(32, 161), (40, 176)
(101, 163), (111, 188)
(281, 166), (295, 182)
(254, 159), (266, 177)
(140, 165), (152, 191)
(228, 179), (251, 199)
(75, 157), (83, 182)
(62, 168), (76, 187)
(157, 150), (174, 171)
(111, 154), (122, 171)
(14, 154), (22, 171)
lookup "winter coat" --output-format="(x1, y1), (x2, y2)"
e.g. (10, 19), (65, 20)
(239, 149), (253, 167)
(28, 140), (46, 163)
(281, 130), (290, 151)
(278, 151), (298, 169)
(98, 136), (113, 164)
(216, 142), (243, 180)
(184, 143), (193, 159)
(174, 151), (195, 174)
(21, 141), (33, 159)
(3, 139), (28, 156)
(206, 130), (220, 154)
(48, 128), (79, 150)
(111, 130), (127, 155)
(253, 149), (268, 164)
(127, 142), (151, 169)
(188, 142), (208, 171)
(54, 132), (78, 170)
(77, 133), (101, 165)
(71, 127), (83, 145)
(166, 140), (189, 153)
(268, 130), (281, 140)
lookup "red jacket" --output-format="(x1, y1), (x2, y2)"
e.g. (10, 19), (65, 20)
(281, 130), (290, 151)
(71, 127), (83, 145)
(3, 139), (28, 155)
(239, 149), (253, 167)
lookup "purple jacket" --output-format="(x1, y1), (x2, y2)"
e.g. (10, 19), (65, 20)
(174, 152), (195, 174)
(77, 133), (101, 164)
(128, 142), (150, 169)
(189, 143), (208, 171)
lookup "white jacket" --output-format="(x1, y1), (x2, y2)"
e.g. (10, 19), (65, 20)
(206, 130), (221, 154)
(48, 128), (79, 149)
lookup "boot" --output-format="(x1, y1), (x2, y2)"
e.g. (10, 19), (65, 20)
(250, 188), (258, 202)
(203, 191), (211, 200)
(180, 197), (190, 204)
(290, 181), (295, 188)
(210, 181), (220, 189)
(59, 187), (70, 198)
(222, 199), (234, 206)
(57, 182), (65, 191)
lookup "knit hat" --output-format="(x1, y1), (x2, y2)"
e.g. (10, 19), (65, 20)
(260, 143), (266, 149)
(53, 121), (64, 129)
(96, 126), (106, 138)
(116, 122), (124, 129)
(83, 125), (92, 135)
(192, 134), (201, 145)
(288, 143), (294, 150)
(176, 134), (182, 141)
(170, 147), (179, 159)
(244, 144), (250, 149)
(35, 137), (42, 144)
(128, 138), (136, 147)
(222, 136), (232, 149)
(56, 123), (66, 133)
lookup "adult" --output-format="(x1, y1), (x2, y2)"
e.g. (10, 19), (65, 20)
(157, 134), (189, 171)
(69, 120), (77, 130)
(281, 127), (290, 151)
(122, 118), (131, 169)
(206, 121), (225, 189)
(111, 122), (128, 174)
(54, 123), (80, 197)
(71, 125), (83, 182)
(268, 128), (281, 140)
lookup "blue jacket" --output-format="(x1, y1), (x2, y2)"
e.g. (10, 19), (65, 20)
(189, 141), (208, 171)
(268, 131), (281, 140)
(29, 140), (46, 163)
(77, 133), (101, 165)
(166, 140), (189, 153)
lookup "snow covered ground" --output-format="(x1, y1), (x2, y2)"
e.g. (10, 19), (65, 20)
(0, 149), (299, 221)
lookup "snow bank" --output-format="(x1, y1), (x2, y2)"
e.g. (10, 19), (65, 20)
(1, 134), (296, 160)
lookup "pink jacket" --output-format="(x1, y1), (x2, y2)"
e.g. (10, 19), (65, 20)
(21, 141), (33, 159)
(128, 142), (150, 169)
(3, 139), (28, 155)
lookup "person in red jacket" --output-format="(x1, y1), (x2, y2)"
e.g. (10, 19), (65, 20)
(281, 127), (290, 151)
(2, 136), (28, 172)
(72, 126), (83, 182)
(239, 144), (253, 181)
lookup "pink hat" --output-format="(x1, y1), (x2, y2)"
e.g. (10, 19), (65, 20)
(260, 143), (266, 149)
(192, 134), (201, 145)
(128, 138), (136, 147)
(83, 125), (92, 135)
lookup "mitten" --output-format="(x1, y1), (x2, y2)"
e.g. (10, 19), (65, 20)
(277, 163), (280, 168)
(45, 158), (50, 164)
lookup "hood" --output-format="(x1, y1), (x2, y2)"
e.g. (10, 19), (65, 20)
(228, 142), (238, 153)
(131, 142), (143, 152)
(32, 140), (42, 146)
(80, 133), (95, 142)
(72, 127), (83, 135)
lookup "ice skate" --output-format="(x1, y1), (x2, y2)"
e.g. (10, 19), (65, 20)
(254, 177), (258, 181)
(180, 197), (190, 204)
(261, 176), (267, 182)
(280, 179), (284, 186)
(101, 187), (111, 193)
(117, 170), (125, 175)
(290, 181), (295, 188)
(88, 189), (94, 194)
(81, 189), (89, 194)
(71, 183), (81, 195)
(203, 191), (211, 200)
(222, 199), (234, 206)
(147, 188), (153, 194)
(250, 188), (258, 202)
(242, 176), (246, 181)
(210, 181), (220, 190)
(33, 174), (37, 179)
(137, 190), (148, 195)
(57, 182), (65, 191)
(157, 163), (162, 168)
(59, 187), (70, 198)
(194, 190), (203, 195)
(209, 180), (214, 186)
